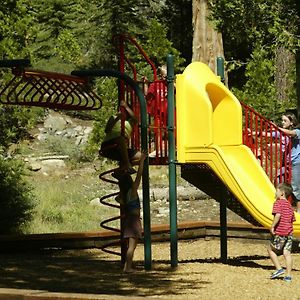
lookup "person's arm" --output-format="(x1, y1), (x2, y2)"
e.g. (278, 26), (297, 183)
(278, 127), (297, 138)
(247, 128), (273, 137)
(104, 114), (120, 133)
(143, 77), (149, 95)
(131, 151), (147, 198)
(120, 100), (137, 123)
(270, 213), (281, 235)
(145, 83), (155, 102)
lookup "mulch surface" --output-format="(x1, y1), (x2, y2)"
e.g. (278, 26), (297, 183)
(0, 238), (299, 299)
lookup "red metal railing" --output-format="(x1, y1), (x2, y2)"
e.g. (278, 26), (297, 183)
(115, 34), (169, 164)
(145, 80), (168, 164)
(241, 102), (292, 184)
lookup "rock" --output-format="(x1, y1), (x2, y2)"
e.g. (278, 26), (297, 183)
(74, 125), (83, 132)
(40, 111), (93, 146)
(64, 128), (77, 138)
(36, 133), (47, 141)
(28, 161), (42, 171)
(75, 136), (84, 146)
(44, 113), (68, 132)
(90, 198), (101, 206)
(84, 127), (93, 135)
(40, 159), (66, 173)
(149, 186), (208, 201)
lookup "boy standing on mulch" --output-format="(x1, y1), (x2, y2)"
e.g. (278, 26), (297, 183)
(267, 182), (296, 282)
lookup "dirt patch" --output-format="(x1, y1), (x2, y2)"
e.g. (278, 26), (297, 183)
(0, 238), (299, 299)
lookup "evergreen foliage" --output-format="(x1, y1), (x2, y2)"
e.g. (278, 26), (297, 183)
(162, 0), (193, 63)
(85, 78), (118, 155)
(232, 46), (278, 119)
(209, 0), (299, 115)
(0, 0), (32, 59)
(0, 106), (44, 151)
(0, 155), (35, 234)
(28, 0), (85, 72)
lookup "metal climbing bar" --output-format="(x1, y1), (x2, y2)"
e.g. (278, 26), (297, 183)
(113, 34), (158, 81)
(72, 68), (151, 270)
(146, 79), (169, 164)
(0, 62), (102, 110)
(115, 34), (170, 165)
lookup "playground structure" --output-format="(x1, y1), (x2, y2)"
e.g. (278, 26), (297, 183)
(176, 62), (299, 230)
(0, 59), (102, 110)
(0, 35), (299, 270)
(97, 35), (300, 266)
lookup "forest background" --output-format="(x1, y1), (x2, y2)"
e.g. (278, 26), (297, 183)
(0, 0), (299, 234)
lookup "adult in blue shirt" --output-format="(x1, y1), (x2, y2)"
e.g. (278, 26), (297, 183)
(278, 113), (300, 213)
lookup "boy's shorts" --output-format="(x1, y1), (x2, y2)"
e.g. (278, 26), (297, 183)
(270, 234), (293, 254)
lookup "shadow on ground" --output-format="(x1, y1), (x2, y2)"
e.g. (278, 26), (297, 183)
(1, 250), (298, 298)
(0, 251), (209, 297)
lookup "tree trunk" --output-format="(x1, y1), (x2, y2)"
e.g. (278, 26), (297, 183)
(274, 46), (295, 104)
(297, 50), (300, 118)
(192, 0), (224, 76)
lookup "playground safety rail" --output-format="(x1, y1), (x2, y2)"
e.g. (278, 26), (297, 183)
(241, 102), (292, 185)
(115, 34), (170, 165)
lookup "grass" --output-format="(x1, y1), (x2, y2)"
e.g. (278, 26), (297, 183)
(18, 133), (186, 234)
(24, 162), (121, 234)
(24, 163), (181, 234)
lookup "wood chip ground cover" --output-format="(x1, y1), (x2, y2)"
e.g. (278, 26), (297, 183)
(0, 238), (299, 299)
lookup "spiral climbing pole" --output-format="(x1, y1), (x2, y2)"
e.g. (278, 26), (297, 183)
(98, 167), (124, 257)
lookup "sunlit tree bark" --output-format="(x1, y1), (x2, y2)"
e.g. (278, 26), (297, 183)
(192, 0), (224, 75)
(274, 46), (295, 103)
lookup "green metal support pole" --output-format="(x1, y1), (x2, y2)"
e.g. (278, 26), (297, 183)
(217, 57), (225, 83)
(167, 54), (178, 267)
(216, 58), (228, 263)
(220, 186), (228, 263)
(71, 69), (151, 269)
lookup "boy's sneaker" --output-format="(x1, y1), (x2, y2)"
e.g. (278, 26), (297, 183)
(270, 268), (285, 279)
(283, 276), (292, 282)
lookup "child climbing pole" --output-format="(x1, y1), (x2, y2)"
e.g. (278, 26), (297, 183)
(115, 150), (147, 272)
(99, 100), (141, 174)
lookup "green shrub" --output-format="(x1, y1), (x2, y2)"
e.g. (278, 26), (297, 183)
(85, 77), (117, 156)
(0, 105), (44, 151)
(0, 156), (35, 234)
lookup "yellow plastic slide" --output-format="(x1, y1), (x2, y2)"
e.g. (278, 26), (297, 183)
(176, 62), (300, 236)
